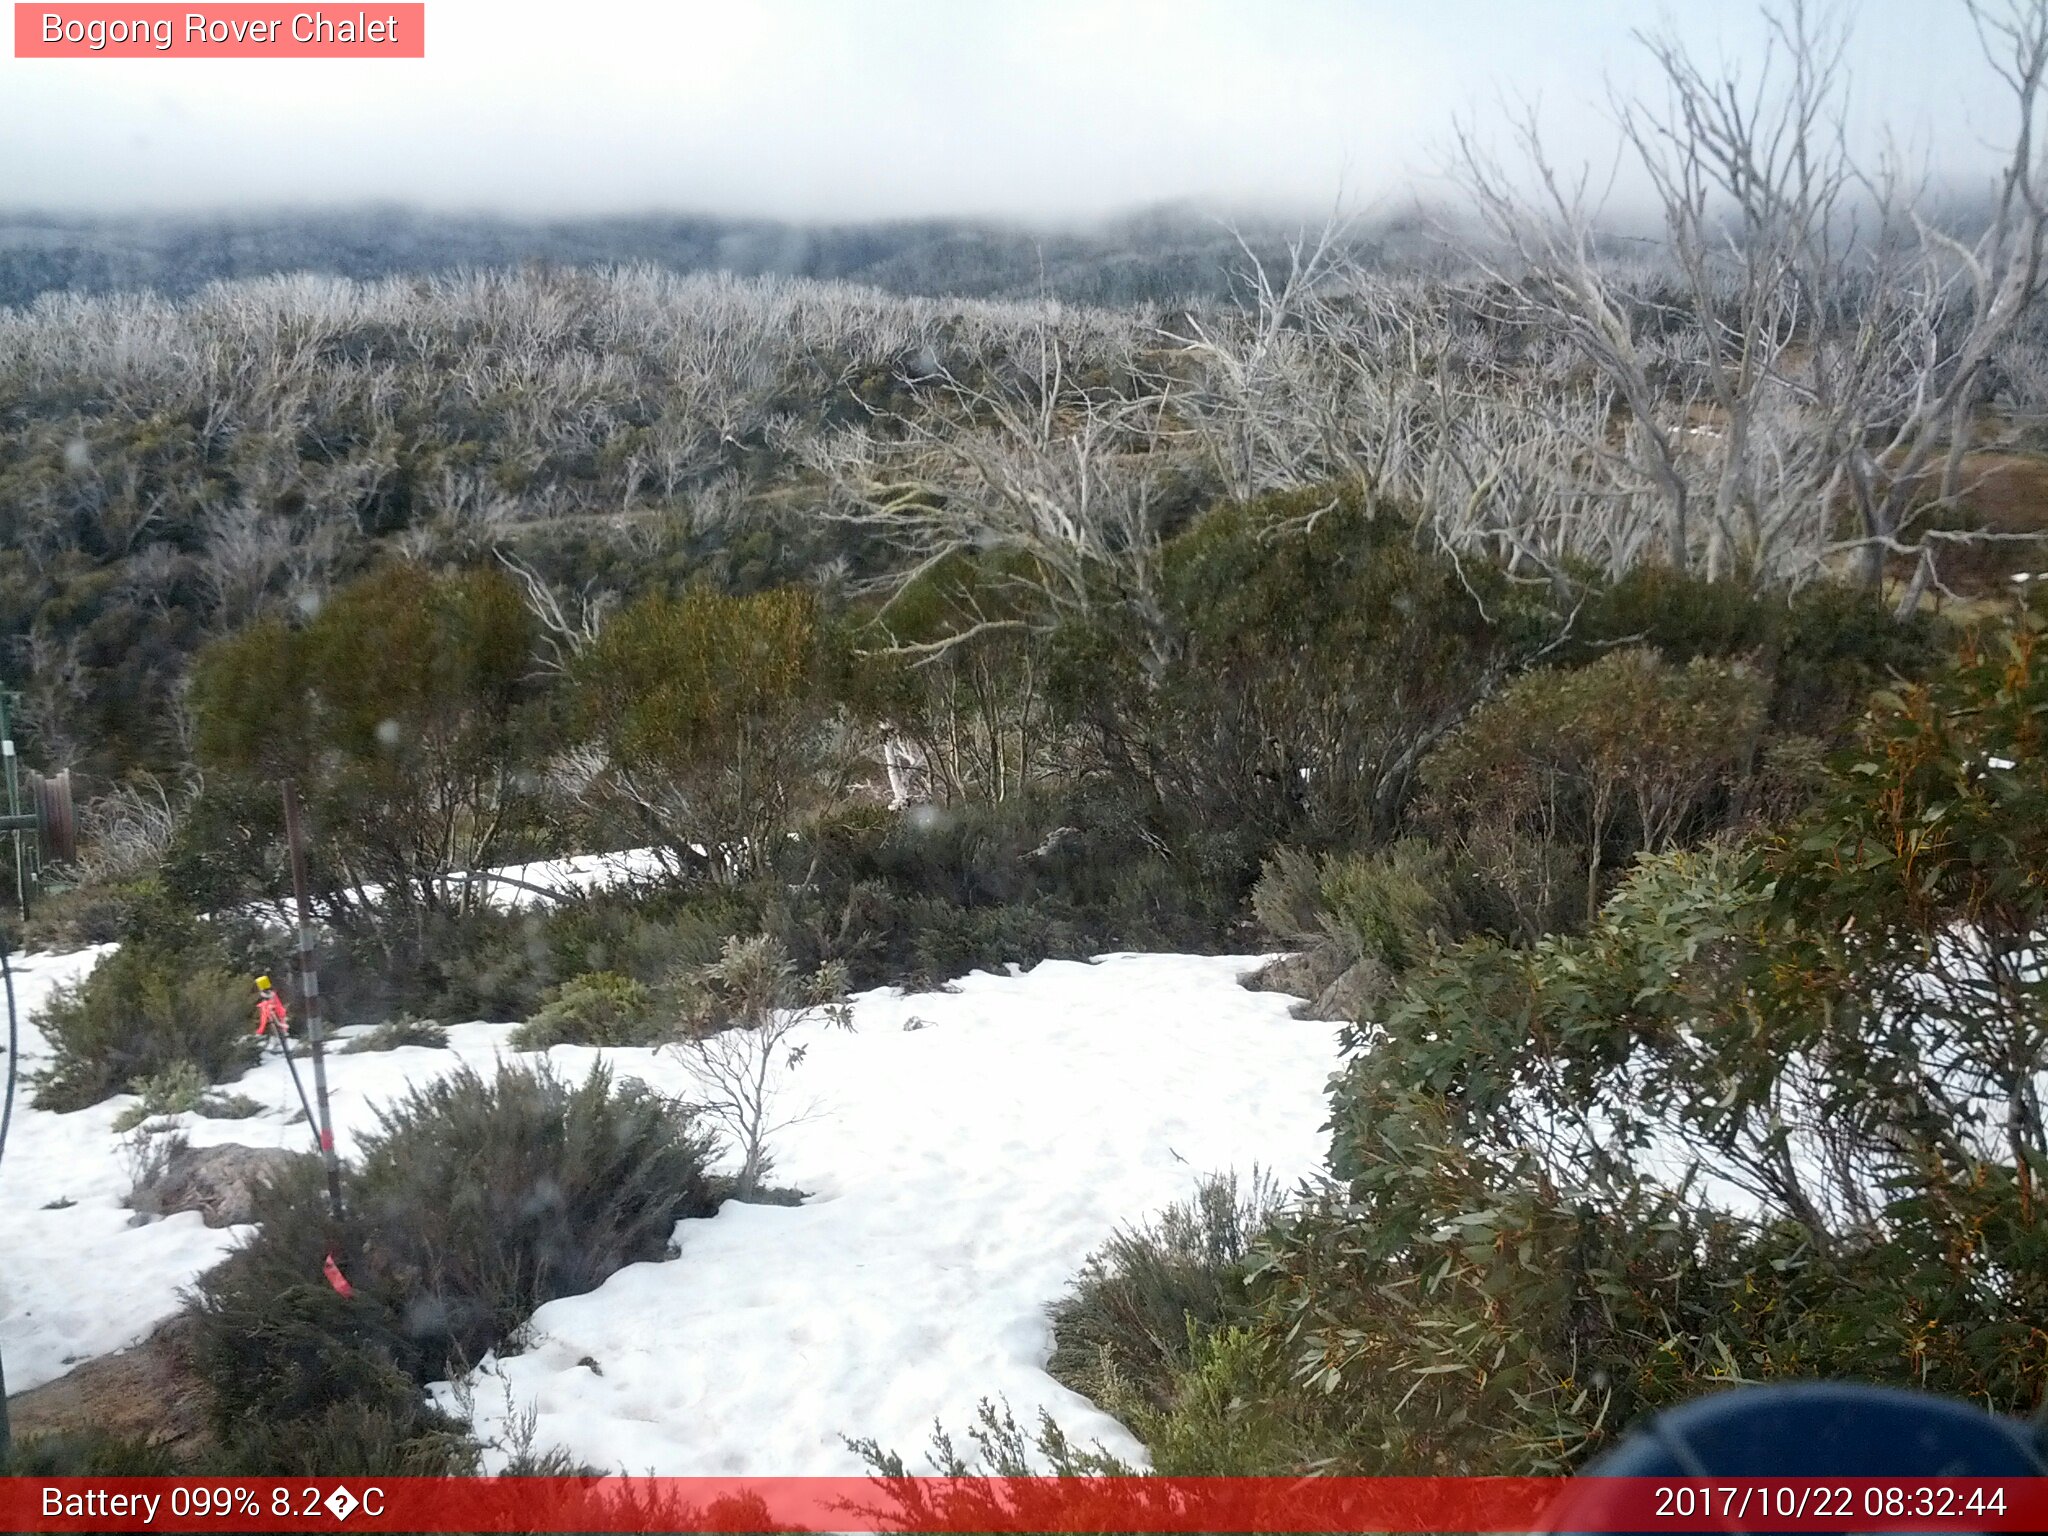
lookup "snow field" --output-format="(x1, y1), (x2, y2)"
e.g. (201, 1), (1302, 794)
(435, 954), (1342, 1475)
(1, 944), (1344, 1477)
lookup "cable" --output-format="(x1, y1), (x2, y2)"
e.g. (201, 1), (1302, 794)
(0, 934), (12, 1460)
(0, 937), (17, 1188)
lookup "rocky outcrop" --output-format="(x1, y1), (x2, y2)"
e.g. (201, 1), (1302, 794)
(129, 1142), (304, 1228)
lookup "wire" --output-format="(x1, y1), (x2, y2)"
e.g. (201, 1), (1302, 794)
(0, 933), (12, 1460)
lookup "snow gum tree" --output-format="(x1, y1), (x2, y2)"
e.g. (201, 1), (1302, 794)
(567, 588), (846, 881)
(188, 561), (541, 946)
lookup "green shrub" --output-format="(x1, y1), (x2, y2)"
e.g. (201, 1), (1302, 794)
(897, 897), (1093, 986)
(115, 1059), (208, 1120)
(1420, 648), (1767, 931)
(779, 790), (1241, 987)
(110, 1060), (261, 1130)
(339, 1015), (450, 1054)
(19, 877), (147, 952)
(1194, 620), (2048, 1475)
(568, 586), (847, 879)
(316, 905), (556, 1026)
(316, 885), (768, 1029)
(1047, 1171), (1282, 1420)
(34, 939), (259, 1112)
(189, 563), (544, 952)
(1580, 565), (1946, 736)
(1139, 486), (1559, 848)
(511, 971), (660, 1051)
(850, 1398), (1136, 1485)
(210, 1397), (481, 1478)
(353, 1059), (718, 1373)
(193, 1213), (432, 1435)
(542, 886), (754, 987)
(189, 1060), (719, 1455)
(1252, 841), (1466, 1019)
(2, 1430), (184, 1476)
(197, 1091), (263, 1119)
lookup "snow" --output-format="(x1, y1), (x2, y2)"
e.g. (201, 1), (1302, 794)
(0, 945), (248, 1392)
(243, 846), (676, 923)
(1, 942), (1342, 1477)
(432, 954), (1339, 1475)
(443, 847), (676, 909)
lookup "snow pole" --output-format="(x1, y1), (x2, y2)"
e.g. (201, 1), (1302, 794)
(281, 781), (345, 1222)
(255, 1005), (355, 1299)
(266, 1024), (322, 1155)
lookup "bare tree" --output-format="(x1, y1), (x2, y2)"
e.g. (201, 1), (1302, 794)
(492, 548), (614, 675)
(1448, 0), (2048, 600)
(827, 319), (1180, 676)
(671, 935), (851, 1199)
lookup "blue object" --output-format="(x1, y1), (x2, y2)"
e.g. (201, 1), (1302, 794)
(1550, 1383), (2045, 1534)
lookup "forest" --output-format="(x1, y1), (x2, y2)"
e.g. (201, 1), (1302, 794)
(4, 0), (2048, 1490)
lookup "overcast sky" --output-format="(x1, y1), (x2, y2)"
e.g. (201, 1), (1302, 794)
(0, 2), (2019, 222)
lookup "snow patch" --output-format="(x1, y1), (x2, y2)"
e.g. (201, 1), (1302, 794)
(3, 945), (1341, 1479)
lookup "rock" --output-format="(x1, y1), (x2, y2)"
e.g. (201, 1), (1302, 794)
(129, 1142), (305, 1227)
(1242, 950), (1322, 1001)
(1241, 948), (1393, 1023)
(1309, 955), (1398, 1024)
(5, 1316), (212, 1461)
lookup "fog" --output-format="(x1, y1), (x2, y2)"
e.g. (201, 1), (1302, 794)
(0, 0), (2018, 222)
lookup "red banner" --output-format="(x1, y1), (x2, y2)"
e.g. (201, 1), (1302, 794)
(2, 1475), (2045, 1532)
(13, 5), (424, 58)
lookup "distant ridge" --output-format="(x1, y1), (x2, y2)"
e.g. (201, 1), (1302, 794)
(0, 203), (1442, 310)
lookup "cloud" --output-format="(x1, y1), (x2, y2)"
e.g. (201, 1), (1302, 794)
(0, 0), (2012, 220)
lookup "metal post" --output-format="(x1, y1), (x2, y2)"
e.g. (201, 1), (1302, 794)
(1, 694), (24, 924)
(281, 780), (345, 1220)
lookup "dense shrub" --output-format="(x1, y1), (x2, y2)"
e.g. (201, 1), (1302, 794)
(315, 883), (778, 1028)
(213, 1396), (481, 1478)
(1047, 1171), (1281, 1420)
(1579, 565), (1947, 736)
(1419, 648), (1767, 932)
(33, 910), (258, 1111)
(511, 971), (661, 1050)
(19, 876), (147, 952)
(2, 1430), (184, 1476)
(1129, 487), (1561, 850)
(193, 1211), (436, 1437)
(190, 1060), (719, 1461)
(316, 905), (556, 1026)
(541, 884), (755, 986)
(569, 587), (847, 879)
(1251, 842), (1470, 1019)
(350, 1060), (718, 1372)
(1114, 614), (2048, 1477)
